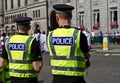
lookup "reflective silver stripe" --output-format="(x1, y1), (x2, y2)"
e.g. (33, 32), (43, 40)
(49, 31), (57, 56)
(23, 36), (33, 61)
(51, 56), (85, 61)
(10, 60), (32, 64)
(9, 69), (36, 73)
(70, 29), (79, 57)
(6, 38), (12, 61)
(7, 36), (33, 63)
(52, 66), (85, 72)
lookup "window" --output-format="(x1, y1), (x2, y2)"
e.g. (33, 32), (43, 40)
(36, 10), (37, 17)
(38, 10), (40, 17)
(25, 13), (27, 17)
(11, 0), (14, 9)
(25, 0), (28, 5)
(93, 10), (100, 25)
(33, 11), (35, 18)
(5, 0), (7, 10)
(79, 12), (84, 26)
(33, 10), (40, 18)
(110, 8), (117, 23)
(18, 0), (20, 7)
(67, 0), (71, 3)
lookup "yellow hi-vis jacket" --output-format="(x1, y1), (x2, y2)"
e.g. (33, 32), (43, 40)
(0, 67), (5, 83)
(5, 35), (38, 78)
(0, 64), (11, 83)
(4, 64), (11, 83)
(47, 28), (86, 76)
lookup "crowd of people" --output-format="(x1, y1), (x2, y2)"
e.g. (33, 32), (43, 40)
(111, 31), (120, 45)
(78, 26), (120, 48)
(0, 33), (11, 50)
(32, 25), (48, 53)
(97, 30), (120, 45)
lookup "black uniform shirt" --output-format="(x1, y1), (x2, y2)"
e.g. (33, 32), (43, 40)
(80, 31), (89, 53)
(0, 33), (42, 61)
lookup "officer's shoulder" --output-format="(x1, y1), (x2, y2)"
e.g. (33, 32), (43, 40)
(29, 35), (35, 40)
(71, 27), (81, 31)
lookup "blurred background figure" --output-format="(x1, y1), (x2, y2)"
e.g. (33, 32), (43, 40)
(98, 31), (103, 44)
(0, 33), (6, 50)
(111, 31), (116, 45)
(33, 26), (41, 45)
(116, 31), (120, 45)
(83, 28), (92, 49)
(91, 30), (95, 44)
(40, 31), (48, 53)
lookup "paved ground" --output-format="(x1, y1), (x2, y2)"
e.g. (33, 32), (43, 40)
(85, 53), (120, 83)
(91, 43), (120, 53)
(38, 44), (120, 83)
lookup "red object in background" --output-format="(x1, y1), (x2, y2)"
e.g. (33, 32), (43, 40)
(110, 23), (119, 29)
(79, 25), (85, 30)
(92, 24), (100, 30)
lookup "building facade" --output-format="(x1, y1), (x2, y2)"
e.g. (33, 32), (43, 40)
(48, 0), (120, 35)
(0, 0), (4, 35)
(0, 0), (120, 35)
(75, 0), (120, 35)
(0, 0), (48, 35)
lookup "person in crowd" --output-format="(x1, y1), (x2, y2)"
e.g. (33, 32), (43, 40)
(82, 29), (92, 49)
(98, 31), (103, 44)
(47, 4), (90, 83)
(111, 31), (116, 45)
(0, 33), (6, 46)
(91, 30), (95, 44)
(5, 33), (11, 42)
(116, 31), (120, 45)
(33, 29), (41, 45)
(0, 17), (43, 83)
(40, 31), (48, 53)
(104, 32), (109, 37)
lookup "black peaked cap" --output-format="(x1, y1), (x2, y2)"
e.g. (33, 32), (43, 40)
(53, 4), (74, 12)
(14, 17), (32, 26)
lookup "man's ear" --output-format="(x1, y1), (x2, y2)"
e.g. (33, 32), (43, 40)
(56, 14), (59, 23)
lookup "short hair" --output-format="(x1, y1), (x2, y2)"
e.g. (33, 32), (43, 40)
(56, 12), (72, 20)
(18, 25), (30, 31)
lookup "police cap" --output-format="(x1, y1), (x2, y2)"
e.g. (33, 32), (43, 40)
(14, 17), (32, 26)
(53, 4), (74, 13)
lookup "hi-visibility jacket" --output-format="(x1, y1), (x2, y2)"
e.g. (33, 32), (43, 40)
(0, 67), (5, 83)
(0, 65), (11, 83)
(4, 64), (11, 83)
(5, 35), (38, 78)
(47, 28), (86, 76)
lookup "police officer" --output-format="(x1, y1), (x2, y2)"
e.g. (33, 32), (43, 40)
(0, 17), (43, 83)
(47, 4), (90, 83)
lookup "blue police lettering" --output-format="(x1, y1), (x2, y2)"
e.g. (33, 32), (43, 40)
(52, 37), (74, 46)
(8, 43), (26, 50)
